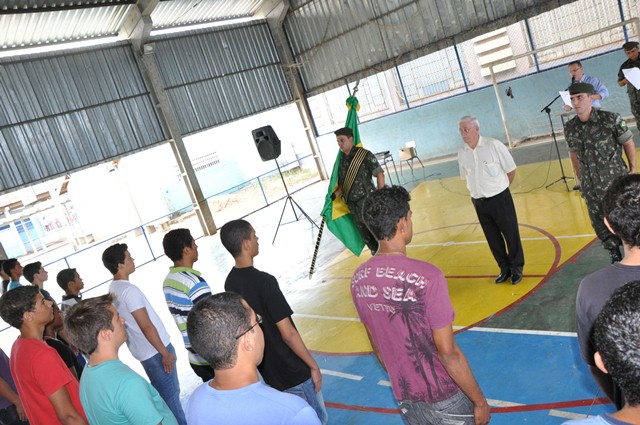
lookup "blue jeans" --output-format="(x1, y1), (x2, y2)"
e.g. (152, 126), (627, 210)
(0, 404), (29, 425)
(399, 391), (474, 425)
(285, 377), (328, 425)
(141, 343), (186, 425)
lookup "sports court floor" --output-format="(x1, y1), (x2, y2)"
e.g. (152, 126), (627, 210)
(291, 144), (619, 424)
(1, 139), (635, 424)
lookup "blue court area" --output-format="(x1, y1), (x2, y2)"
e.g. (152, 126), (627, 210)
(318, 329), (615, 424)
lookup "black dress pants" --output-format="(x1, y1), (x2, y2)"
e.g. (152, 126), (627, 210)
(472, 188), (524, 274)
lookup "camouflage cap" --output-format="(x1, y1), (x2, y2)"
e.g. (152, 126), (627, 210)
(569, 82), (594, 95)
(623, 41), (639, 51)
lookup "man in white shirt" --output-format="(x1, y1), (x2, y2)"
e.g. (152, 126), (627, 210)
(457, 115), (525, 285)
(102, 243), (186, 425)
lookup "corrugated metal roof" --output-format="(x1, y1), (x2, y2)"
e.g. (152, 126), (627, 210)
(0, 5), (133, 49)
(0, 0), (579, 193)
(284, 0), (576, 95)
(151, 0), (262, 29)
(0, 44), (166, 193)
(0, 0), (133, 11)
(0, 0), (265, 50)
(153, 22), (292, 135)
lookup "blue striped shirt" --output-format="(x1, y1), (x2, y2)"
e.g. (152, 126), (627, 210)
(163, 267), (212, 365)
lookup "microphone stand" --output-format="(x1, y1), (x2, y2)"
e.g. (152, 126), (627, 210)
(541, 90), (572, 192)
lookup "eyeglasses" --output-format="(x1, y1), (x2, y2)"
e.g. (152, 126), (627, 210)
(235, 314), (263, 339)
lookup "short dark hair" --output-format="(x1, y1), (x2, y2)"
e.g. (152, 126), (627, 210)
(220, 220), (252, 258)
(187, 292), (251, 370)
(102, 244), (128, 275)
(602, 174), (640, 248)
(569, 60), (582, 68)
(63, 294), (115, 355)
(0, 285), (40, 329)
(362, 186), (411, 241)
(594, 280), (640, 406)
(163, 229), (194, 262)
(334, 127), (353, 138)
(2, 259), (18, 276)
(56, 268), (78, 292)
(23, 262), (42, 283)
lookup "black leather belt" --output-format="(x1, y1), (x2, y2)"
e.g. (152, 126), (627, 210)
(472, 188), (508, 203)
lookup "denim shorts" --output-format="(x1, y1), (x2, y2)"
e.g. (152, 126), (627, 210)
(399, 391), (475, 425)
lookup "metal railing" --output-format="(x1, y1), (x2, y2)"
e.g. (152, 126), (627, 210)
(0, 154), (321, 334)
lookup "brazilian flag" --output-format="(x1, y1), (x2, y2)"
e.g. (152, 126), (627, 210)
(320, 95), (365, 256)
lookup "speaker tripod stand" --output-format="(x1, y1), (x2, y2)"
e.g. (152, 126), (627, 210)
(272, 159), (318, 244)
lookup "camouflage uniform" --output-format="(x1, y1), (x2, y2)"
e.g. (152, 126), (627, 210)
(564, 109), (632, 252)
(618, 57), (640, 122)
(338, 146), (383, 252)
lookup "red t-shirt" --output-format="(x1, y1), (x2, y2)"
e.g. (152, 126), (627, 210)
(10, 338), (86, 424)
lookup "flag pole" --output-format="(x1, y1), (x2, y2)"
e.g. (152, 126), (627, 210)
(309, 216), (326, 278)
(309, 80), (364, 278)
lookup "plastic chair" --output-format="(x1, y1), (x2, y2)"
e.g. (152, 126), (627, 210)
(399, 141), (424, 177)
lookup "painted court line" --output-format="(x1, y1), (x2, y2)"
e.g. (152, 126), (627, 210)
(378, 380), (391, 387)
(320, 369), (363, 381)
(410, 233), (594, 248)
(549, 410), (590, 420)
(466, 327), (577, 337)
(294, 313), (361, 322)
(487, 399), (523, 408)
(490, 398), (609, 414)
(296, 313), (577, 338)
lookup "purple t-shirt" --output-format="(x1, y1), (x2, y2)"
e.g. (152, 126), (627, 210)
(0, 347), (17, 409)
(351, 255), (459, 403)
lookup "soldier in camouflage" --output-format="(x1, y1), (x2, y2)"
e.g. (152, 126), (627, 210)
(618, 41), (640, 124)
(332, 127), (385, 253)
(564, 82), (637, 263)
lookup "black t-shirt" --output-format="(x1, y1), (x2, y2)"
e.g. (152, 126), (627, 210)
(45, 337), (83, 378)
(225, 266), (310, 391)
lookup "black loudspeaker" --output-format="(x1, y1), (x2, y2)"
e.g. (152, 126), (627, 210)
(252, 126), (281, 161)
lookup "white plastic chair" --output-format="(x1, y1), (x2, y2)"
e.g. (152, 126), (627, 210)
(399, 140), (424, 177)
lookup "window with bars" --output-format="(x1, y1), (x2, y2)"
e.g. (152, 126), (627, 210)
(395, 47), (466, 105)
(527, 0), (636, 65)
(307, 0), (638, 136)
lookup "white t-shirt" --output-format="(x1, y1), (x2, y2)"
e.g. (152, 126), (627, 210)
(109, 279), (171, 361)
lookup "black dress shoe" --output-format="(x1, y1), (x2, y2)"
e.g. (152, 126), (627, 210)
(511, 272), (523, 285)
(494, 271), (511, 283)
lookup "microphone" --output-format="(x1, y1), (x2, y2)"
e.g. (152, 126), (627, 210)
(566, 77), (575, 90)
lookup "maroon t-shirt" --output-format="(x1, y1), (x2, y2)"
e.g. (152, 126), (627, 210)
(351, 255), (459, 403)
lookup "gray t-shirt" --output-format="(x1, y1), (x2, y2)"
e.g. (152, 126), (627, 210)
(576, 263), (640, 365)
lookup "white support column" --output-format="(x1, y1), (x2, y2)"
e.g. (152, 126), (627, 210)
(126, 2), (217, 236)
(490, 66), (513, 149)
